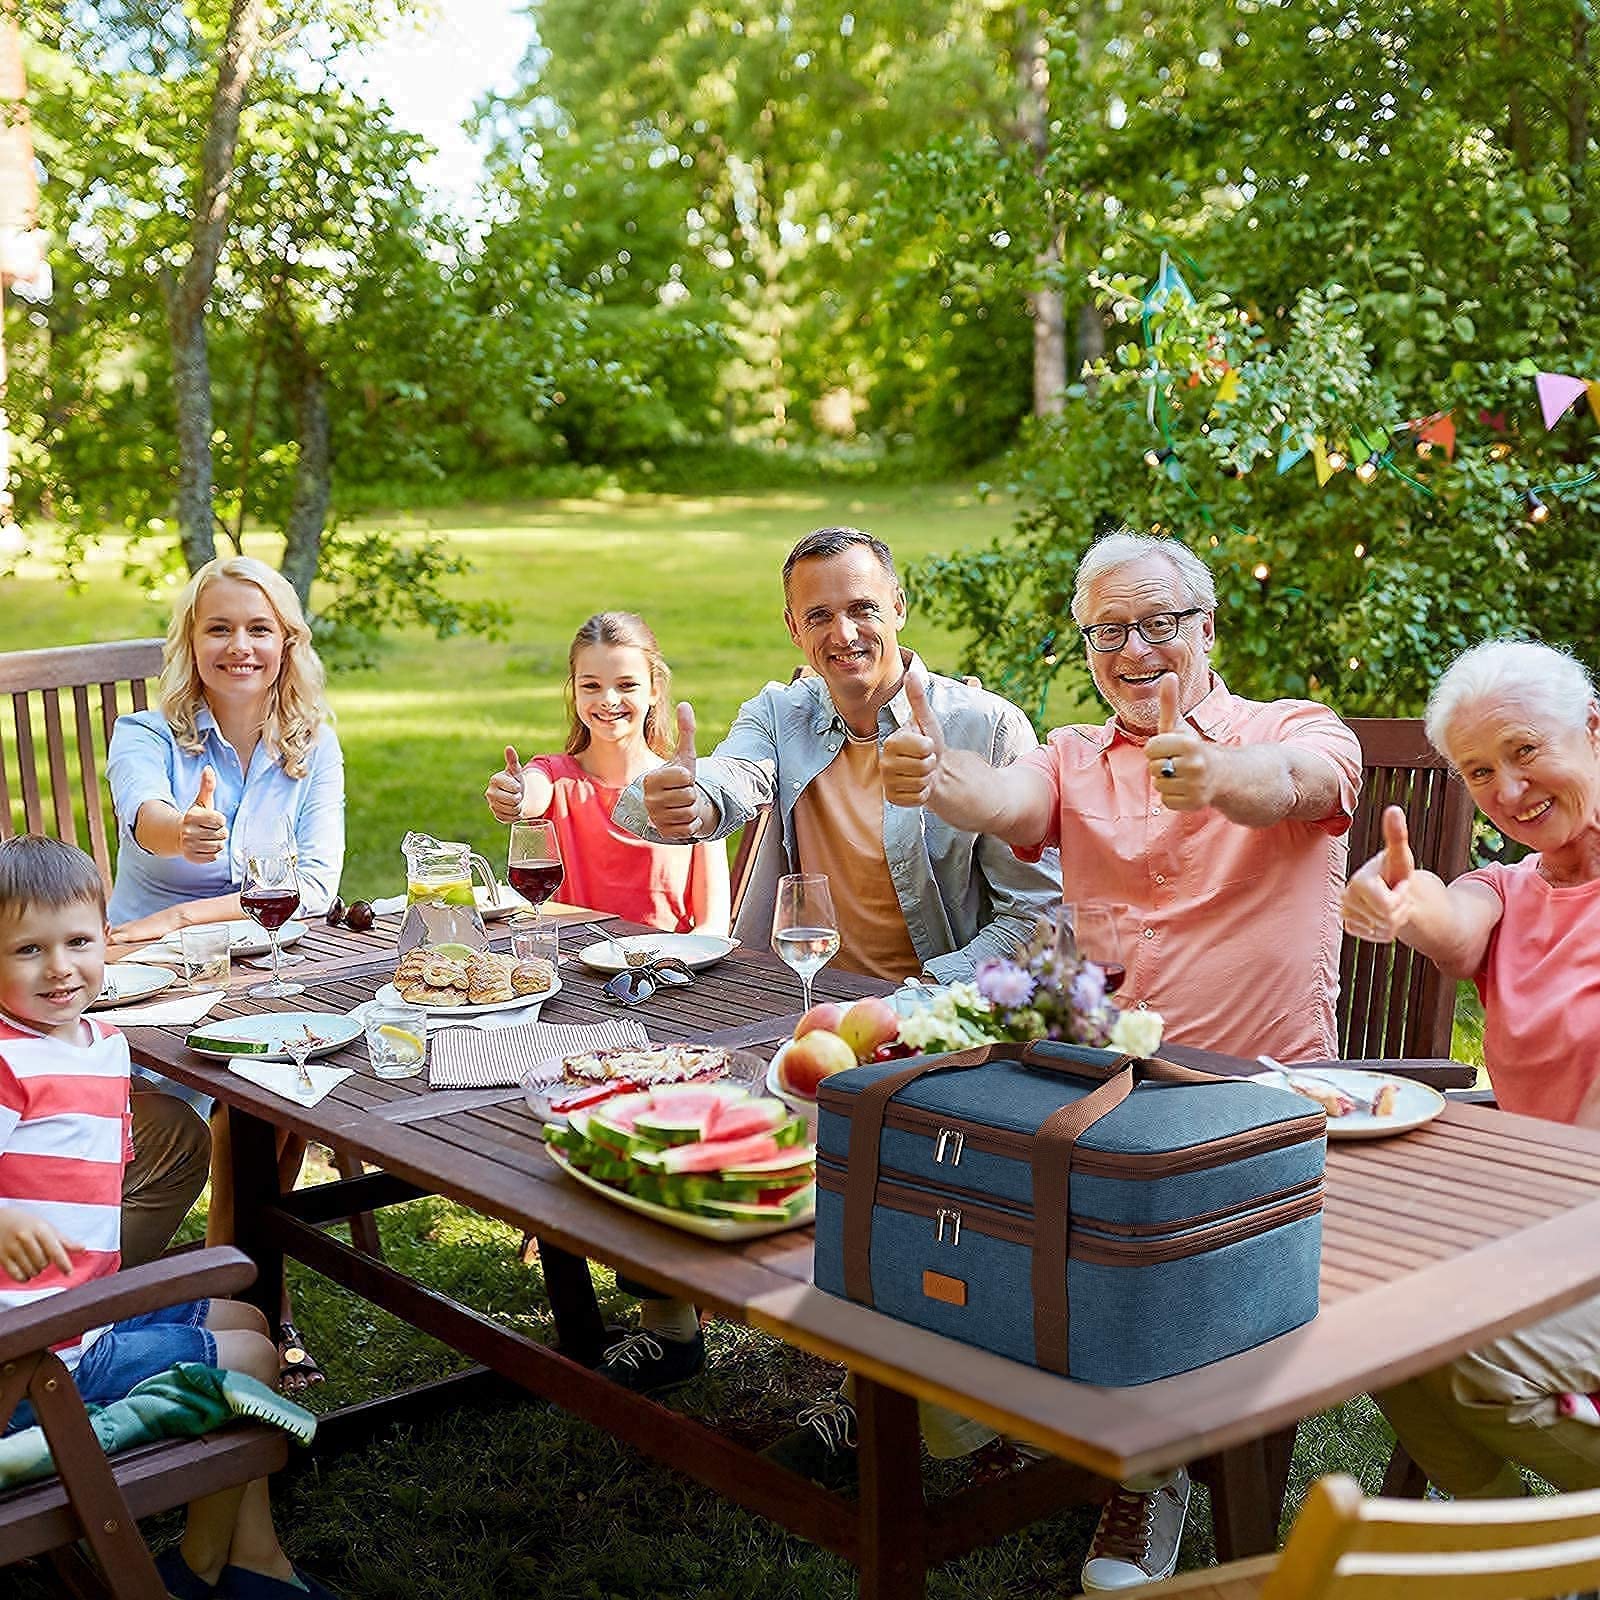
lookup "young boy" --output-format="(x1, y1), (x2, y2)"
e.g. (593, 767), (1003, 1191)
(0, 835), (336, 1600)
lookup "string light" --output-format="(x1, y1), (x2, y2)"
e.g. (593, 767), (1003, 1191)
(1526, 491), (1549, 524)
(1252, 562), (1270, 581)
(1355, 451), (1382, 484)
(1489, 442), (1511, 461)
(1348, 657), (1360, 670)
(1325, 449), (1346, 473)
(1144, 446), (1175, 469)
(1415, 439), (1433, 459)
(1353, 543), (1365, 558)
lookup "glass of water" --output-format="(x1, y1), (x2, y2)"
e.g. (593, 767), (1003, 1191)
(771, 872), (840, 1014)
(180, 923), (231, 993)
(364, 1002), (428, 1080)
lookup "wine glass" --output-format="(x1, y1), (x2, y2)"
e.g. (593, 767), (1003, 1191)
(771, 873), (840, 1014)
(241, 815), (305, 967)
(1064, 901), (1128, 995)
(508, 820), (566, 945)
(241, 845), (304, 999)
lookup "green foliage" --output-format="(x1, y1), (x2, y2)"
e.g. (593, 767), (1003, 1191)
(915, 0), (1600, 720)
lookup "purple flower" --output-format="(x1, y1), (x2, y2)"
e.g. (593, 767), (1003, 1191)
(975, 959), (1036, 1009)
(1070, 965), (1108, 1013)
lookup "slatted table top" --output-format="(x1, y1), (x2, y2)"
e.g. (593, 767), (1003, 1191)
(119, 921), (1600, 1481)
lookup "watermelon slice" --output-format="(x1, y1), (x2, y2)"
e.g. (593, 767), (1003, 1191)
(635, 1131), (787, 1175)
(705, 1096), (792, 1141)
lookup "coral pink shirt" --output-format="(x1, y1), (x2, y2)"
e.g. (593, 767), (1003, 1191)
(1016, 674), (1361, 1063)
(1462, 860), (1600, 1126)
(529, 754), (721, 934)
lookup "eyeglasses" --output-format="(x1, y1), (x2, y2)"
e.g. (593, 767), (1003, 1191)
(1080, 608), (1206, 654)
(601, 958), (695, 1006)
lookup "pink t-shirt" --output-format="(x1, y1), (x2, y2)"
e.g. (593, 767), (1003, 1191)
(1017, 674), (1362, 1063)
(1462, 860), (1600, 1126)
(529, 753), (721, 934)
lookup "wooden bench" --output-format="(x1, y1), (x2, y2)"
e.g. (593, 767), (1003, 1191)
(0, 1247), (290, 1600)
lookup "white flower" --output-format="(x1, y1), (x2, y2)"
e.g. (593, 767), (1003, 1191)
(1109, 1008), (1165, 1059)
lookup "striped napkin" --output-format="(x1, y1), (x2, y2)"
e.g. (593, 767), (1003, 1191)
(428, 1018), (650, 1090)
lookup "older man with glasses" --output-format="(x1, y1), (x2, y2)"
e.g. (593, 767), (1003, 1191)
(881, 526), (1362, 1592)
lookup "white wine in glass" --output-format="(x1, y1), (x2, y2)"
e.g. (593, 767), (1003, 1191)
(772, 873), (840, 1013)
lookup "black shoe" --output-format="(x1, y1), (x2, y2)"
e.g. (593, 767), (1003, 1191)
(599, 1326), (706, 1394)
(760, 1397), (859, 1490)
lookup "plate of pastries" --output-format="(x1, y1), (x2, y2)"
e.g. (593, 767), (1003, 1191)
(379, 942), (561, 1015)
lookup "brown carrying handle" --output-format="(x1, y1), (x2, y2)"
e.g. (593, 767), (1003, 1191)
(838, 1038), (1231, 1372)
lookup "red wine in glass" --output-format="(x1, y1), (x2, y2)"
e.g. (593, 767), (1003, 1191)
(1099, 962), (1127, 995)
(508, 861), (565, 907)
(241, 886), (301, 930)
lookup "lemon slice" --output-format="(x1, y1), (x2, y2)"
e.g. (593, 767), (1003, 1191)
(430, 942), (477, 961)
(376, 1025), (424, 1066)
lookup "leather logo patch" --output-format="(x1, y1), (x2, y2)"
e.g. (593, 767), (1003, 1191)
(923, 1269), (968, 1307)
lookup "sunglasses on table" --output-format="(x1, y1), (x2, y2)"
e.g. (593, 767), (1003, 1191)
(601, 957), (697, 1006)
(1079, 608), (1206, 653)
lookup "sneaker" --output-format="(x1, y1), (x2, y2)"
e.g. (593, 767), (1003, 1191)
(760, 1397), (860, 1490)
(599, 1326), (706, 1394)
(1080, 1467), (1191, 1591)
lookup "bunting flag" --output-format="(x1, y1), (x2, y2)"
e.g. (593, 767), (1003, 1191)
(1212, 369), (1240, 406)
(1536, 372), (1592, 430)
(1276, 425), (1309, 475)
(1142, 252), (1194, 318)
(1312, 437), (1336, 486)
(1416, 411), (1456, 458)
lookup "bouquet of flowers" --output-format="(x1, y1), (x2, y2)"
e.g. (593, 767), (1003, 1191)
(896, 919), (1165, 1060)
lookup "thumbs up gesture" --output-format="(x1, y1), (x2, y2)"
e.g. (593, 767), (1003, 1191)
(486, 745), (526, 823)
(882, 672), (946, 809)
(1146, 676), (1214, 810)
(1342, 805), (1415, 943)
(643, 701), (711, 839)
(179, 765), (228, 863)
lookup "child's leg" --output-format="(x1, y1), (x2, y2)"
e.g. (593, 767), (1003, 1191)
(180, 1314), (298, 1586)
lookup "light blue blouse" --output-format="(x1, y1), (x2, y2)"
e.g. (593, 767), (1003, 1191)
(106, 708), (346, 924)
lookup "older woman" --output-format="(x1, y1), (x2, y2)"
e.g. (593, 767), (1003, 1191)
(105, 556), (345, 1390)
(1343, 636), (1600, 1494)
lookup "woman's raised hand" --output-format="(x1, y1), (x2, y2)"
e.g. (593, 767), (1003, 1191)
(180, 766), (228, 864)
(486, 746), (526, 823)
(1342, 805), (1416, 943)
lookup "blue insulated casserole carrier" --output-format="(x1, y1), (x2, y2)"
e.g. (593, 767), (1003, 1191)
(813, 1041), (1326, 1386)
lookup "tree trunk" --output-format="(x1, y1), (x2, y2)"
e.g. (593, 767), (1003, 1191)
(1498, 0), (1531, 170)
(279, 332), (330, 611)
(165, 0), (269, 574)
(1016, 14), (1065, 416)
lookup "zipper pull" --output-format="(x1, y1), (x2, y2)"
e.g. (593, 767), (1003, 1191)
(934, 1206), (963, 1247)
(934, 1127), (965, 1166)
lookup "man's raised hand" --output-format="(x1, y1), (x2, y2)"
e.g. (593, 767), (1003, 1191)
(1145, 676), (1214, 810)
(643, 701), (709, 840)
(486, 745), (526, 823)
(179, 765), (228, 863)
(1341, 805), (1415, 943)
(882, 672), (944, 809)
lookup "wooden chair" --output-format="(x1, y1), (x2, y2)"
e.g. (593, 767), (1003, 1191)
(0, 639), (165, 891)
(0, 638), (383, 1260)
(0, 1247), (290, 1600)
(1338, 719), (1475, 1061)
(1142, 1471), (1600, 1598)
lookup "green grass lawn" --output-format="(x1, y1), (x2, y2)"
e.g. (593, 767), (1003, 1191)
(4, 480), (1087, 897)
(6, 483), (1441, 1595)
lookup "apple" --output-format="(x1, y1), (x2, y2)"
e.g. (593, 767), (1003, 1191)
(837, 996), (900, 1063)
(794, 1001), (846, 1039)
(780, 1028), (858, 1098)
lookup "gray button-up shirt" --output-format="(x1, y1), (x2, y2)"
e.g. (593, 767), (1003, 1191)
(613, 652), (1062, 982)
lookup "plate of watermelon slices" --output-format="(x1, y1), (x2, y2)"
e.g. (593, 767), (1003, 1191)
(543, 1080), (816, 1241)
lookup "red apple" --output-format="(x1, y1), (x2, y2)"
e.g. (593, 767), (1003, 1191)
(794, 1001), (846, 1039)
(837, 996), (900, 1063)
(779, 1029), (858, 1098)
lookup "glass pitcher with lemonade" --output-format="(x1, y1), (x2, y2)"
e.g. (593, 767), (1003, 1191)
(398, 832), (496, 954)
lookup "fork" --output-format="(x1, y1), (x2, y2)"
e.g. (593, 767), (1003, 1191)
(1256, 1055), (1383, 1114)
(283, 1028), (318, 1095)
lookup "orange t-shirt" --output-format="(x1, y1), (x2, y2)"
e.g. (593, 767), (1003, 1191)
(529, 754), (719, 934)
(1464, 860), (1600, 1126)
(1016, 676), (1361, 1062)
(791, 740), (921, 982)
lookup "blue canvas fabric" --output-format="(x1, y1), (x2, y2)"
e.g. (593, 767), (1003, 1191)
(814, 1041), (1326, 1385)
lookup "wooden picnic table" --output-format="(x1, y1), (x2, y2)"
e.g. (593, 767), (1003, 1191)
(114, 916), (1600, 1599)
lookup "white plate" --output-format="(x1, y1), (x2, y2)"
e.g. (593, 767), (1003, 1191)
(577, 933), (739, 974)
(544, 1142), (815, 1241)
(185, 1010), (361, 1062)
(1253, 1067), (1446, 1140)
(93, 963), (178, 1009)
(475, 884), (532, 921)
(147, 919), (307, 961)
(373, 973), (562, 1018)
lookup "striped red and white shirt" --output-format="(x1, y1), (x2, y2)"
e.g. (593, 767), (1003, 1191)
(0, 1012), (131, 1368)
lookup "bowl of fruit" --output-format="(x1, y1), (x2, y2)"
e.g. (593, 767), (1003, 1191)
(768, 995), (911, 1136)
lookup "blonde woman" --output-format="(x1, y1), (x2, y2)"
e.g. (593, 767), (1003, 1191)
(105, 556), (345, 1392)
(106, 555), (344, 942)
